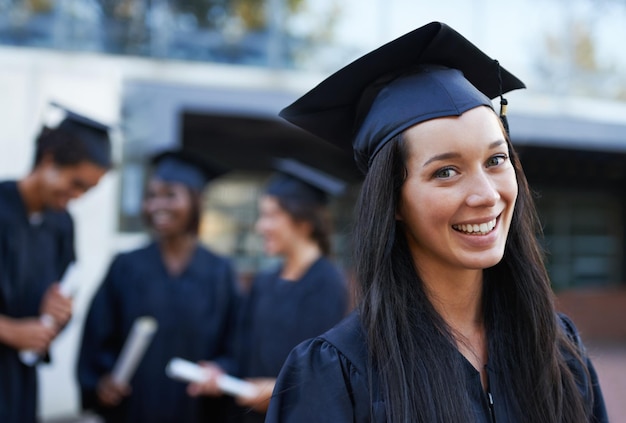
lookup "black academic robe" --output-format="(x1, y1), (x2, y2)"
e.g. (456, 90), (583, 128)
(77, 242), (240, 423)
(266, 312), (609, 423)
(234, 257), (348, 423)
(0, 181), (75, 423)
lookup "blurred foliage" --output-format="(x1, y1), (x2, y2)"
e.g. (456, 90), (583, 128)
(231, 0), (304, 30)
(534, 2), (626, 101)
(25, 0), (53, 13)
(1, 0), (342, 68)
(96, 0), (306, 29)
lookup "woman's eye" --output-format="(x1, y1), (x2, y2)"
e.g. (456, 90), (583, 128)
(486, 154), (508, 167)
(434, 167), (457, 179)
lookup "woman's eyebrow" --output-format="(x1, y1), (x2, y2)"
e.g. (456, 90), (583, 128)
(422, 139), (506, 167)
(423, 152), (461, 167)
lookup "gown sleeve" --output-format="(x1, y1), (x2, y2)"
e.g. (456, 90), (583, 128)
(208, 258), (241, 375)
(558, 314), (609, 423)
(586, 357), (608, 423)
(266, 315), (387, 423)
(76, 255), (124, 412)
(265, 338), (359, 423)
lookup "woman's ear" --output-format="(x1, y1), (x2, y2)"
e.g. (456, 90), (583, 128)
(295, 219), (314, 240)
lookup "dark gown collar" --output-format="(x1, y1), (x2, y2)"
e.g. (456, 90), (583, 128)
(147, 240), (204, 280)
(276, 256), (326, 284)
(2, 180), (60, 228)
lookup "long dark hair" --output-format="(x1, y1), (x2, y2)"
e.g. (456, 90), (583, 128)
(276, 196), (333, 256)
(353, 130), (591, 422)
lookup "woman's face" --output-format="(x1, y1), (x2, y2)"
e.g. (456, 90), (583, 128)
(397, 106), (518, 275)
(38, 157), (107, 210)
(143, 179), (195, 237)
(255, 195), (307, 257)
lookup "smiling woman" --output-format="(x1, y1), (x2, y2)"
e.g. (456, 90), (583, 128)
(77, 149), (240, 423)
(398, 107), (518, 276)
(265, 21), (609, 423)
(189, 158), (349, 423)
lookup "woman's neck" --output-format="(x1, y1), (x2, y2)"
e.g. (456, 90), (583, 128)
(17, 173), (44, 214)
(158, 233), (197, 276)
(420, 264), (488, 377)
(280, 240), (322, 282)
(424, 269), (483, 329)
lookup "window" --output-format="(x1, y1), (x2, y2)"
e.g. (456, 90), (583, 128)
(536, 190), (623, 290)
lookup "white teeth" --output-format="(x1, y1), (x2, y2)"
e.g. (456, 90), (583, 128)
(453, 219), (497, 235)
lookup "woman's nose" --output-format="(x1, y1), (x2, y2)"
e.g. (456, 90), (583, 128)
(465, 171), (500, 207)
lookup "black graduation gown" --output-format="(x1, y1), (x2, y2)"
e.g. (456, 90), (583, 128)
(77, 242), (240, 423)
(234, 257), (348, 423)
(0, 181), (75, 423)
(266, 312), (609, 423)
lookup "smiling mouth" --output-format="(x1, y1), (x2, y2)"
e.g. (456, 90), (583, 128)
(152, 211), (173, 223)
(452, 218), (497, 235)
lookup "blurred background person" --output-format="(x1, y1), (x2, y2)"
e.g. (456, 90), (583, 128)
(76, 149), (240, 423)
(189, 158), (349, 423)
(0, 102), (112, 423)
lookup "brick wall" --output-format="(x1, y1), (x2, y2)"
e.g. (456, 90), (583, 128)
(556, 287), (626, 343)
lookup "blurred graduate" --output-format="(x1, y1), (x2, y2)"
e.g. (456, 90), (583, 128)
(77, 149), (240, 423)
(0, 102), (111, 423)
(189, 158), (349, 422)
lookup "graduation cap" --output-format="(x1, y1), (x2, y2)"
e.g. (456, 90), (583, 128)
(43, 102), (112, 168)
(279, 21), (526, 173)
(266, 158), (346, 206)
(150, 149), (228, 192)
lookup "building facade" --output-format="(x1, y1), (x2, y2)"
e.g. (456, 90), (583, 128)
(1, 0), (626, 419)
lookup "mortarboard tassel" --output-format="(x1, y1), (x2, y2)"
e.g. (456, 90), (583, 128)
(494, 60), (510, 136)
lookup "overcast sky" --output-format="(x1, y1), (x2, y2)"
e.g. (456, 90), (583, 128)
(295, 0), (626, 97)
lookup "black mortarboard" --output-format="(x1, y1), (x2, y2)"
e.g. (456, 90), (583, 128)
(266, 158), (346, 206)
(44, 102), (112, 168)
(150, 149), (228, 192)
(279, 22), (526, 173)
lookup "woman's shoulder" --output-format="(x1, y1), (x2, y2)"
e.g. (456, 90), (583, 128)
(556, 313), (584, 348)
(194, 244), (233, 267)
(112, 242), (154, 262)
(307, 257), (348, 287)
(298, 311), (368, 374)
(313, 256), (343, 275)
(556, 313), (609, 422)
(103, 243), (160, 279)
(267, 312), (383, 422)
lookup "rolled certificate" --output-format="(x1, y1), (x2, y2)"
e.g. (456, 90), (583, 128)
(19, 262), (80, 366)
(110, 316), (158, 385)
(218, 374), (260, 399)
(166, 357), (209, 384)
(165, 357), (259, 398)
(57, 262), (80, 297)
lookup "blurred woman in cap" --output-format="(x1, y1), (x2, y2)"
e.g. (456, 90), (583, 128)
(77, 149), (239, 423)
(265, 22), (608, 423)
(0, 103), (111, 423)
(189, 158), (349, 422)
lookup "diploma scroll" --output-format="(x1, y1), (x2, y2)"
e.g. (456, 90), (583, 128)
(165, 357), (259, 398)
(110, 316), (158, 385)
(19, 262), (80, 366)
